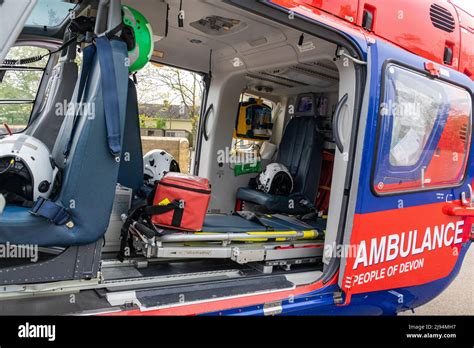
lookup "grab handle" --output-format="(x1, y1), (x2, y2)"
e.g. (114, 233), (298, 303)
(461, 184), (474, 207)
(443, 184), (474, 217)
(203, 104), (214, 141)
(332, 93), (348, 153)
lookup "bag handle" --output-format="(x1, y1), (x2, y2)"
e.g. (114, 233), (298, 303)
(145, 199), (184, 228)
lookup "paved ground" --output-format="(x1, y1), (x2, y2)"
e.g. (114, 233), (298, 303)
(401, 247), (473, 315)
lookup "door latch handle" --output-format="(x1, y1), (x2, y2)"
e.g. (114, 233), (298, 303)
(444, 184), (474, 216)
(461, 184), (474, 207)
(332, 93), (348, 153)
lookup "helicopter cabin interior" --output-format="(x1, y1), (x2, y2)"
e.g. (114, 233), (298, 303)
(0, 0), (360, 300)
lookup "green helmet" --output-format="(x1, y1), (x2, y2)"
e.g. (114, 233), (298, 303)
(122, 5), (153, 73)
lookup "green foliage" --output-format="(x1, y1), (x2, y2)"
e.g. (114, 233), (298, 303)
(155, 117), (167, 129)
(0, 104), (33, 126)
(136, 64), (203, 146)
(0, 46), (49, 128)
(139, 114), (167, 129)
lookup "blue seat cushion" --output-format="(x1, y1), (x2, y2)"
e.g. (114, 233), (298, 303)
(0, 205), (79, 246)
(0, 206), (34, 224)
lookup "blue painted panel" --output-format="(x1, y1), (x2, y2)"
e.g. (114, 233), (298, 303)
(355, 40), (473, 214)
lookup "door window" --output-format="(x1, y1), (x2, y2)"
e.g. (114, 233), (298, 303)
(373, 64), (472, 194)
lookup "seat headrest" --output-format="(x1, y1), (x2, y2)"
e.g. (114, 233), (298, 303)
(294, 93), (325, 117)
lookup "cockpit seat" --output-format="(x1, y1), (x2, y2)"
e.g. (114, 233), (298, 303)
(236, 93), (324, 215)
(26, 32), (78, 151)
(0, 39), (129, 247)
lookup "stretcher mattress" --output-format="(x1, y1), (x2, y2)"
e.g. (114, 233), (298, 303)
(200, 214), (325, 234)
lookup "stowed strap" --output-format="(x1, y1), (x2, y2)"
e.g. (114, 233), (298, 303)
(63, 44), (96, 159)
(145, 200), (184, 228)
(30, 198), (73, 227)
(64, 35), (122, 160)
(95, 36), (122, 156)
(118, 204), (146, 262)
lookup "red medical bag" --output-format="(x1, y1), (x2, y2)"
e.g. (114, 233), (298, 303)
(147, 172), (211, 231)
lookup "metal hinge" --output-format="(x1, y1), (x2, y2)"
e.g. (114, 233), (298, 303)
(263, 301), (283, 316)
(335, 48), (367, 66)
(389, 290), (405, 304)
(333, 291), (344, 304)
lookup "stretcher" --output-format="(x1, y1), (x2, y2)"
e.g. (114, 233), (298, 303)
(129, 213), (326, 273)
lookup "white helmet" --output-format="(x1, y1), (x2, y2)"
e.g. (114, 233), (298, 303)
(143, 149), (180, 186)
(257, 163), (293, 196)
(0, 134), (59, 203)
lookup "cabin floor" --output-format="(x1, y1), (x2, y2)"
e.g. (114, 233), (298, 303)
(0, 256), (323, 315)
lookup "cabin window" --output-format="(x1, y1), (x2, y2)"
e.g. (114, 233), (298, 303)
(0, 46), (50, 135)
(25, 0), (76, 27)
(373, 64), (472, 194)
(135, 62), (204, 173)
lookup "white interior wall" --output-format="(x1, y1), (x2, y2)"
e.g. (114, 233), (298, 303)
(270, 97), (288, 147)
(198, 72), (249, 213)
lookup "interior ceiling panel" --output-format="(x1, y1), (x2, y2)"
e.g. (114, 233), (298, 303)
(125, 0), (288, 50)
(123, 0), (297, 67)
(124, 0), (339, 89)
(246, 58), (339, 95)
(122, 0), (170, 37)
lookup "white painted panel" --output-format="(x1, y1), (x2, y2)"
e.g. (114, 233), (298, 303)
(0, 0), (37, 62)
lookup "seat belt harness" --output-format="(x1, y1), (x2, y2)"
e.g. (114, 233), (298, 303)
(64, 36), (122, 159)
(95, 36), (122, 157)
(63, 44), (96, 159)
(30, 198), (73, 227)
